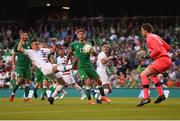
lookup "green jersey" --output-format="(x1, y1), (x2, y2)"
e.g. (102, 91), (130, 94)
(13, 41), (31, 67)
(71, 41), (93, 68)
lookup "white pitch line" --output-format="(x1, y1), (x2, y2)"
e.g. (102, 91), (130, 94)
(0, 108), (177, 115)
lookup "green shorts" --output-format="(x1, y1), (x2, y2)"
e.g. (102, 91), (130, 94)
(78, 67), (99, 80)
(35, 68), (50, 83)
(16, 66), (32, 80)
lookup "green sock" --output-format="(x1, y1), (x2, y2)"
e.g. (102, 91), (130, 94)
(98, 86), (105, 96)
(24, 86), (30, 98)
(34, 88), (38, 94)
(86, 89), (91, 100)
(49, 86), (55, 96)
(12, 84), (19, 94)
(41, 88), (47, 97)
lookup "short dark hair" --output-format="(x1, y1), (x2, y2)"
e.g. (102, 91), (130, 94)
(141, 23), (154, 33)
(38, 39), (46, 44)
(102, 41), (109, 46)
(31, 39), (38, 46)
(76, 29), (85, 34)
(31, 39), (38, 43)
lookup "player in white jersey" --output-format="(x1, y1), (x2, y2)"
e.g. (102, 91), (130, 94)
(17, 37), (72, 105)
(33, 39), (55, 100)
(92, 42), (113, 103)
(56, 48), (86, 100)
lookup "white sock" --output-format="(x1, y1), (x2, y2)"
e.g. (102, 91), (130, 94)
(94, 89), (100, 94)
(73, 84), (85, 96)
(52, 85), (64, 98)
(61, 89), (67, 94)
(104, 89), (109, 96)
(96, 89), (109, 100)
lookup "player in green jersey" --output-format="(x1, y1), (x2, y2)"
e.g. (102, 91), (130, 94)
(10, 32), (32, 102)
(66, 29), (111, 104)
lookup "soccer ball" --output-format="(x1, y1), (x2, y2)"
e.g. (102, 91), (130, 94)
(83, 44), (92, 53)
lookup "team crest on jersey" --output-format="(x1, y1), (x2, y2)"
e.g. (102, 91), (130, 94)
(81, 75), (84, 79)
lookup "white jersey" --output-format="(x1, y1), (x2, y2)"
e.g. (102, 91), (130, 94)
(24, 49), (53, 75)
(96, 51), (107, 72)
(96, 51), (109, 85)
(39, 48), (51, 63)
(57, 55), (75, 84)
(57, 55), (71, 75)
(57, 55), (67, 66)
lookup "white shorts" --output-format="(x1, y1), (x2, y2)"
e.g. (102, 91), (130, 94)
(40, 63), (54, 76)
(96, 69), (109, 85)
(62, 72), (76, 85)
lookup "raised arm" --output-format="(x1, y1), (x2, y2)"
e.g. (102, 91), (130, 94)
(17, 33), (26, 53)
(66, 47), (73, 65)
(50, 38), (57, 53)
(101, 56), (113, 64)
(17, 39), (25, 53)
(11, 52), (16, 70)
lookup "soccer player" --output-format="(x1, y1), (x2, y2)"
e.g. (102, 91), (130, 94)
(66, 29), (111, 104)
(17, 35), (72, 105)
(56, 48), (86, 100)
(92, 42), (113, 103)
(33, 39), (56, 100)
(137, 23), (172, 107)
(10, 32), (32, 102)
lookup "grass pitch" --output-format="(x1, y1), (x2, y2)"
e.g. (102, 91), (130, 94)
(0, 97), (180, 120)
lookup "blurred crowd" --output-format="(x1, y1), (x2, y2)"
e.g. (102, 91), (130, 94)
(0, 16), (180, 88)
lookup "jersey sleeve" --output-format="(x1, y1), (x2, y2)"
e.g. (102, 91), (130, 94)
(24, 49), (33, 56)
(41, 48), (51, 54)
(24, 49), (29, 55)
(98, 52), (106, 62)
(161, 38), (171, 52)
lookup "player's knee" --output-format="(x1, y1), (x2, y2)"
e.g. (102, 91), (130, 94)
(17, 79), (24, 85)
(140, 73), (149, 85)
(57, 78), (65, 85)
(43, 80), (48, 85)
(140, 73), (145, 79)
(52, 66), (56, 72)
(85, 79), (91, 86)
(96, 79), (102, 86)
(25, 80), (30, 84)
